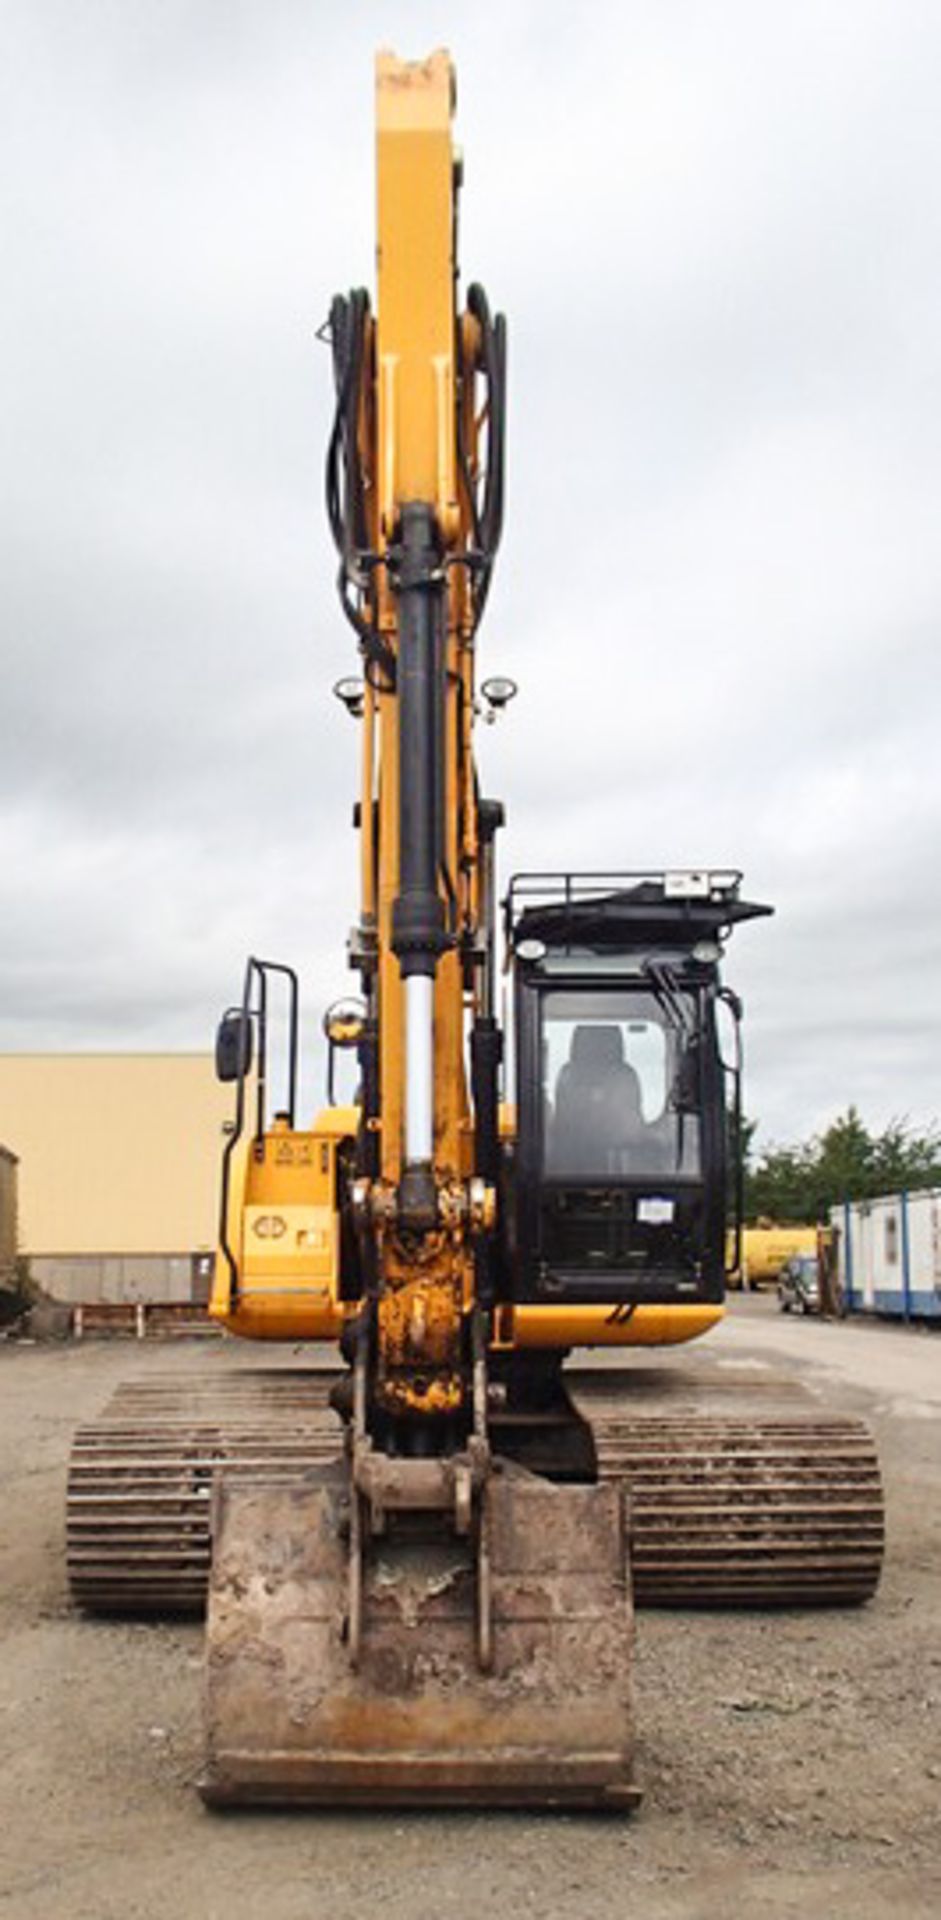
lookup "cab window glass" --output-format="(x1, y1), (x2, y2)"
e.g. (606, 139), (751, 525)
(540, 988), (700, 1180)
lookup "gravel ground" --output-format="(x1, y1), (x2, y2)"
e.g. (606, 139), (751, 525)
(1, 1296), (939, 1920)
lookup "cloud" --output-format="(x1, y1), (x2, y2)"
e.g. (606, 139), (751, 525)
(1, 0), (940, 1145)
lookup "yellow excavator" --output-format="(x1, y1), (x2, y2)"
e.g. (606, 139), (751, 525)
(68, 50), (883, 1810)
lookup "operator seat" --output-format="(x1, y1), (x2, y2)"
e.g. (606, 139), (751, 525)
(549, 1024), (644, 1176)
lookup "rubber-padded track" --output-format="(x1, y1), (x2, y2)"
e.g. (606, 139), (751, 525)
(67, 1369), (884, 1615)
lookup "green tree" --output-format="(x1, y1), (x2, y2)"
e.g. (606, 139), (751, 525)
(745, 1107), (941, 1223)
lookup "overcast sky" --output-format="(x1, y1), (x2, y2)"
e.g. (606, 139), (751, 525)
(2, 0), (939, 1145)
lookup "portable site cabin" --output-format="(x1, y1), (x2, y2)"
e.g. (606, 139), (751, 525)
(831, 1189), (941, 1321)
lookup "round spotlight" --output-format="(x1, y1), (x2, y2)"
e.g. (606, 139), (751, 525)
(515, 937), (546, 963)
(322, 998), (366, 1048)
(481, 675), (519, 715)
(333, 676), (365, 718)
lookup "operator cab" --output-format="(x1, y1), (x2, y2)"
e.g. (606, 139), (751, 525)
(507, 872), (771, 1307)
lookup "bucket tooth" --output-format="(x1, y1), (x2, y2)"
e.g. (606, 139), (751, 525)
(201, 1465), (639, 1810)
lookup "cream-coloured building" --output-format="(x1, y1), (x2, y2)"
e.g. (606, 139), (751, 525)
(0, 1054), (232, 1303)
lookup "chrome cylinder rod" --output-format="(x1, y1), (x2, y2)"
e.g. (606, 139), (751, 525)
(404, 973), (435, 1166)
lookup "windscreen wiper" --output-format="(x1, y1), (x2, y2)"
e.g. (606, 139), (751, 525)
(642, 960), (697, 1040)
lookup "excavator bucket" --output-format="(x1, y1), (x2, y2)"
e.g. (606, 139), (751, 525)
(201, 1463), (639, 1810)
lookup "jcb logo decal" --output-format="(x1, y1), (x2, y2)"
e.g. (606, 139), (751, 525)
(252, 1214), (287, 1239)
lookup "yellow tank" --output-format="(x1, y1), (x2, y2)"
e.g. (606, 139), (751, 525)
(735, 1224), (818, 1290)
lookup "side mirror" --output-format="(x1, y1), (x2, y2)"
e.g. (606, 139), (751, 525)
(215, 1011), (253, 1083)
(717, 987), (744, 1279)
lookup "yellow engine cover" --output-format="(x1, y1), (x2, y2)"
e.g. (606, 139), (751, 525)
(210, 1108), (356, 1341)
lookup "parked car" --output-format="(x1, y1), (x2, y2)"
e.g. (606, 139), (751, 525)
(777, 1253), (821, 1314)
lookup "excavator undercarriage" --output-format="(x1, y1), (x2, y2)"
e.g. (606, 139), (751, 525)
(67, 49), (884, 1811)
(68, 1359), (882, 1807)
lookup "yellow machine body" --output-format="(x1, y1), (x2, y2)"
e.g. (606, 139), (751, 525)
(212, 1106), (721, 1349)
(210, 1108), (354, 1341)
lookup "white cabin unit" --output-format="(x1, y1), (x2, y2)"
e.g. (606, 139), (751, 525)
(831, 1189), (941, 1320)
